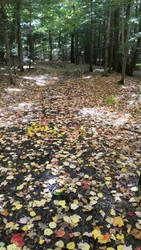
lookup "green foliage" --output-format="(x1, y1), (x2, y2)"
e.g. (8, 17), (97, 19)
(105, 96), (117, 105)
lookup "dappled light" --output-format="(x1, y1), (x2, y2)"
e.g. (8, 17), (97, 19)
(80, 107), (131, 127)
(23, 74), (59, 86)
(6, 88), (23, 92)
(0, 62), (141, 250)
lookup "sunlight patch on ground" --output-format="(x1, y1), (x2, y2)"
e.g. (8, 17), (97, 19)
(82, 75), (92, 79)
(0, 101), (37, 128)
(80, 107), (131, 127)
(6, 88), (23, 92)
(12, 102), (33, 110)
(0, 67), (6, 71)
(23, 74), (59, 86)
(93, 68), (104, 72)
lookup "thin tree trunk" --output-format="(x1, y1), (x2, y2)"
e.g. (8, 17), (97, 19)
(49, 30), (53, 61)
(89, 0), (94, 72)
(0, 1), (14, 85)
(104, 0), (111, 76)
(71, 33), (75, 63)
(118, 1), (134, 85)
(16, 0), (24, 71)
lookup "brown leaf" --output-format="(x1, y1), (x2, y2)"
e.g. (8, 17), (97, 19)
(131, 228), (141, 239)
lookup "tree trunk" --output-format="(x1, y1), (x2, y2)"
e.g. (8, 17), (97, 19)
(71, 33), (75, 63)
(128, 2), (141, 75)
(0, 1), (14, 85)
(49, 30), (53, 61)
(118, 1), (134, 85)
(104, 0), (111, 76)
(113, 6), (120, 71)
(16, 0), (24, 71)
(75, 32), (79, 64)
(89, 0), (94, 72)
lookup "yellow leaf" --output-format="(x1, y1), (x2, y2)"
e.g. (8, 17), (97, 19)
(52, 216), (58, 222)
(107, 248), (115, 250)
(98, 233), (111, 244)
(72, 217), (79, 224)
(22, 225), (29, 231)
(63, 216), (71, 223)
(91, 227), (102, 239)
(6, 222), (19, 230)
(17, 184), (24, 190)
(7, 244), (21, 250)
(39, 239), (45, 245)
(98, 193), (103, 198)
(30, 211), (36, 217)
(116, 234), (125, 243)
(113, 216), (124, 227)
(66, 242), (75, 249)
(110, 209), (116, 216)
(58, 200), (66, 208)
(6, 175), (14, 180)
(105, 176), (111, 181)
(81, 243), (90, 250)
(44, 228), (53, 236)
(6, 222), (14, 229)
(49, 222), (57, 229)
(117, 245), (123, 250)
(55, 240), (64, 248)
(121, 168), (127, 173)
(15, 204), (23, 210)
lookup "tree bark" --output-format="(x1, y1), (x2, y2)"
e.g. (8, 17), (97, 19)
(89, 0), (94, 72)
(49, 30), (53, 61)
(75, 32), (79, 64)
(118, 1), (134, 85)
(71, 33), (75, 63)
(113, 6), (120, 71)
(104, 0), (111, 75)
(16, 0), (24, 71)
(0, 0), (14, 85)
(128, 2), (141, 75)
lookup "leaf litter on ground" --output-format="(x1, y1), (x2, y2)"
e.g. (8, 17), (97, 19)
(0, 62), (141, 249)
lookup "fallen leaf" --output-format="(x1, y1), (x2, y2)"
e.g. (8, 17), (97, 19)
(66, 241), (75, 249)
(113, 216), (124, 227)
(44, 228), (53, 236)
(55, 240), (64, 248)
(131, 228), (141, 239)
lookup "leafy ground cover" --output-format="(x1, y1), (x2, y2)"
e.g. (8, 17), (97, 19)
(0, 62), (141, 250)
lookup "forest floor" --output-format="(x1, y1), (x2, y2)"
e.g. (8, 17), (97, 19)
(0, 62), (141, 250)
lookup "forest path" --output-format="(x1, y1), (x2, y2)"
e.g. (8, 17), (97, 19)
(0, 62), (141, 249)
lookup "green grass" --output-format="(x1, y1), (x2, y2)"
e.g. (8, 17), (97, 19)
(105, 96), (117, 105)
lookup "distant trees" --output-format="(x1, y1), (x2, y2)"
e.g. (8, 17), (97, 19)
(0, 0), (14, 85)
(0, 0), (141, 84)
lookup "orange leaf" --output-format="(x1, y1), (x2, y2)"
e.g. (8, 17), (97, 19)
(104, 233), (111, 240)
(0, 209), (8, 216)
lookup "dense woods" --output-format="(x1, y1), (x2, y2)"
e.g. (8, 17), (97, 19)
(0, 0), (141, 84)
